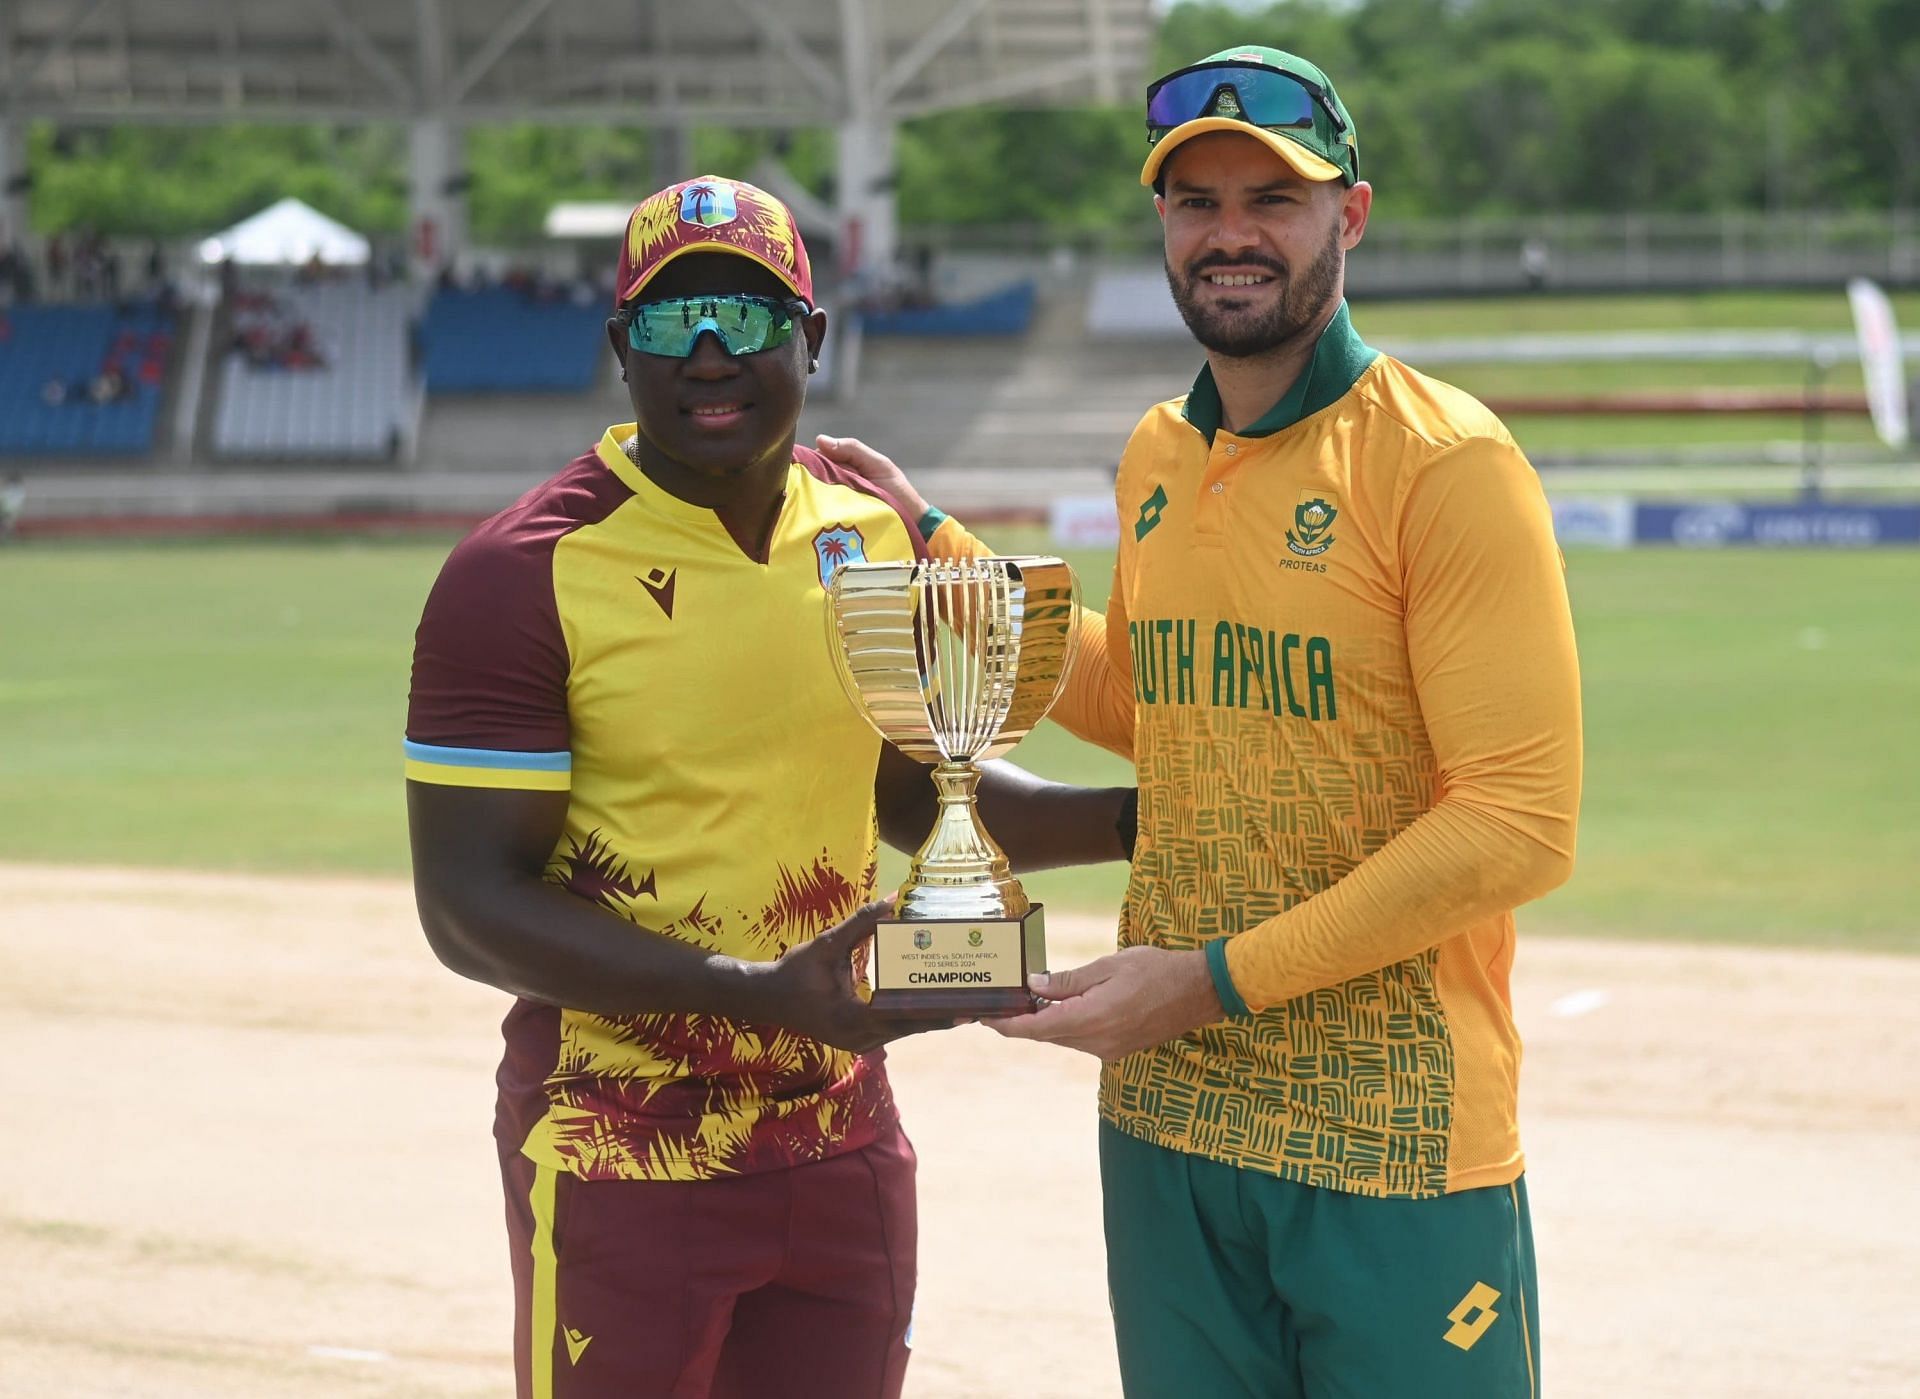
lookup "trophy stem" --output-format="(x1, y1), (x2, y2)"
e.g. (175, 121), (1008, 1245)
(894, 761), (1031, 922)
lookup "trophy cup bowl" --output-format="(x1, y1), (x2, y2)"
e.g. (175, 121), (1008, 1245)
(826, 555), (1079, 1013)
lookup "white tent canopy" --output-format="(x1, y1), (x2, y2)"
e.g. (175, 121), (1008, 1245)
(197, 197), (370, 267)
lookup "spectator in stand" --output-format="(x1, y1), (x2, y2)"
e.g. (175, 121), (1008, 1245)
(71, 230), (102, 300)
(8, 242), (33, 304)
(1521, 238), (1550, 291)
(88, 367), (131, 404)
(137, 329), (172, 386)
(231, 300), (324, 371)
(42, 374), (97, 406)
(283, 323), (325, 370)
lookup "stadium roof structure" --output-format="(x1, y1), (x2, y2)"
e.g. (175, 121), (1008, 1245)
(1, 0), (1155, 126)
(2, 0), (1156, 278)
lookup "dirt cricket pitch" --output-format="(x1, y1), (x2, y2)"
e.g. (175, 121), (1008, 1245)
(2, 864), (1915, 1398)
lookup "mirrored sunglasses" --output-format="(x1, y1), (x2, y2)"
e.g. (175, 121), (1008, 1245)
(1145, 60), (1343, 143)
(622, 294), (808, 359)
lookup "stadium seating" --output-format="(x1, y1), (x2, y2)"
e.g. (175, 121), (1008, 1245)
(861, 281), (1038, 337)
(422, 286), (606, 392)
(0, 303), (176, 456)
(210, 283), (416, 459)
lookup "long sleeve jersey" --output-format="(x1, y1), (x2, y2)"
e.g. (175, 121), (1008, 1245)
(930, 305), (1581, 1198)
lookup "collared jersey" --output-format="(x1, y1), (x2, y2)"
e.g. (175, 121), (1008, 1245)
(406, 425), (924, 1181)
(930, 308), (1581, 1199)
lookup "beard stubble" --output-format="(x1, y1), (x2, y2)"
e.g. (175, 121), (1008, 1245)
(1165, 216), (1345, 359)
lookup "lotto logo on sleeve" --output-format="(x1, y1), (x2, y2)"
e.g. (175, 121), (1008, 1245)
(1135, 484), (1169, 541)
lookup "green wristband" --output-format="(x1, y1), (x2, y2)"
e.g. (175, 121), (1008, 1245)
(1205, 937), (1253, 1019)
(915, 505), (950, 541)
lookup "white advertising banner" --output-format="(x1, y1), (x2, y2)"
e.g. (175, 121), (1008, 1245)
(1049, 495), (1120, 548)
(1549, 495), (1635, 549)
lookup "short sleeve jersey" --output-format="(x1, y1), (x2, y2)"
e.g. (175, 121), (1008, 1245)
(407, 425), (925, 1181)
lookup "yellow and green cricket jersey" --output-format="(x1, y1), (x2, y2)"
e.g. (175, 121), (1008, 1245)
(407, 426), (924, 1181)
(932, 305), (1582, 1198)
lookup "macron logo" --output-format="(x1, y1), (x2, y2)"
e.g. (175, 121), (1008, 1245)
(637, 567), (677, 619)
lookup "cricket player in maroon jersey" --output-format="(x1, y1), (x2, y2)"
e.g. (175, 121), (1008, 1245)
(405, 177), (1135, 1398)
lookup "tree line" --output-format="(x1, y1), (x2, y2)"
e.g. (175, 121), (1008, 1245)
(22, 0), (1918, 242)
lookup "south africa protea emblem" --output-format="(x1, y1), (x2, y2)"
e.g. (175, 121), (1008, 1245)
(1287, 492), (1339, 557)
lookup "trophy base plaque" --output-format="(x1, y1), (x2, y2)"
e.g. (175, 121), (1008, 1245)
(869, 906), (1047, 1015)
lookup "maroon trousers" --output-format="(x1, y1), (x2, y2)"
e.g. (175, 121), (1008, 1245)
(501, 1126), (917, 1399)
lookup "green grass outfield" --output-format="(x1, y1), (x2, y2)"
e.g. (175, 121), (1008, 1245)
(1353, 289), (1920, 338)
(1357, 289), (1920, 455)
(1, 534), (1914, 956)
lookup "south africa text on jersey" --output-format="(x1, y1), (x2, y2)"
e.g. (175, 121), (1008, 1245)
(1128, 617), (1338, 720)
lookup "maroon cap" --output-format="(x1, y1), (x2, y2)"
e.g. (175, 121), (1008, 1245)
(615, 176), (814, 307)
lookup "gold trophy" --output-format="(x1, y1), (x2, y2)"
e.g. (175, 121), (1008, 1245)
(827, 556), (1079, 1013)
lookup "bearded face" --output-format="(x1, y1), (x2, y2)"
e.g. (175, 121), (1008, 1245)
(1154, 132), (1355, 361)
(1164, 212), (1344, 359)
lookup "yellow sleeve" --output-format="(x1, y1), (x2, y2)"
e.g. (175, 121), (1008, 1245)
(924, 518), (1135, 759)
(1221, 437), (1583, 1012)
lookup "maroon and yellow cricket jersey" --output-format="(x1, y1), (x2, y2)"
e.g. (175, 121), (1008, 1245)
(930, 306), (1582, 1199)
(406, 426), (924, 1181)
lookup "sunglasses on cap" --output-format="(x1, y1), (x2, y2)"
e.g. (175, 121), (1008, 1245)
(617, 293), (810, 359)
(1145, 59), (1347, 144)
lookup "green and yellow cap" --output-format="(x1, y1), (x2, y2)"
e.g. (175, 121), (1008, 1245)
(1141, 45), (1359, 190)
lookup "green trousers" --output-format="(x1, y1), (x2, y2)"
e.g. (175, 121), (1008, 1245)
(1100, 1123), (1540, 1399)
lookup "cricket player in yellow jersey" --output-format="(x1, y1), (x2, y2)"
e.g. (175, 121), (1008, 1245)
(818, 44), (1581, 1399)
(405, 177), (1131, 1399)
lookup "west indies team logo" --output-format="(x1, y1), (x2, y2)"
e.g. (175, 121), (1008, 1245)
(914, 929), (933, 950)
(1287, 491), (1339, 557)
(679, 180), (739, 228)
(813, 524), (866, 587)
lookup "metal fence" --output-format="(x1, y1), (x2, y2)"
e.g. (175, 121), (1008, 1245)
(1349, 210), (1920, 296)
(906, 209), (1920, 297)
